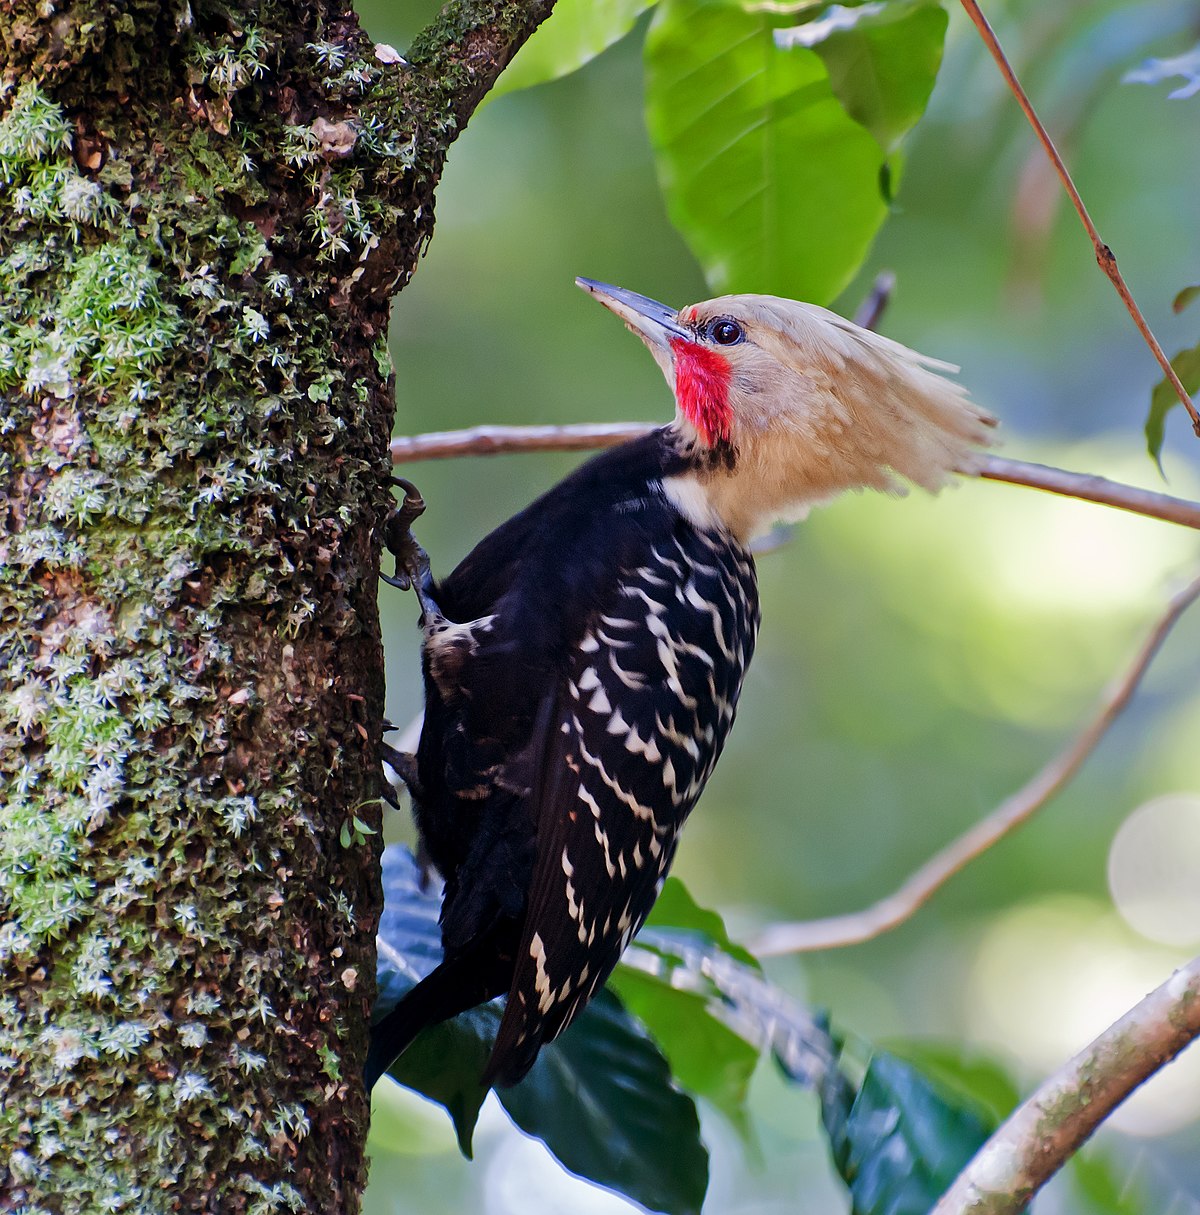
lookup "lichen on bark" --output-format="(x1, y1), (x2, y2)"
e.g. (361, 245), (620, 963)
(0, 0), (553, 1209)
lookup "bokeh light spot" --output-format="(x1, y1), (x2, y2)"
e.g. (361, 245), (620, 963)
(1108, 793), (1200, 948)
(966, 896), (1200, 1136)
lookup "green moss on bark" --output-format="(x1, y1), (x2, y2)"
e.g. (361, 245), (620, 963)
(0, 36), (388, 1214)
(1, 0), (558, 1208)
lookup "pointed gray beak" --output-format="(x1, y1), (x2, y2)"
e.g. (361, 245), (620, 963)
(576, 278), (690, 354)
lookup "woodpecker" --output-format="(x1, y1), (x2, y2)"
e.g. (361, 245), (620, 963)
(367, 279), (996, 1091)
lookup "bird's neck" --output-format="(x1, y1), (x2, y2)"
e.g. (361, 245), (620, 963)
(661, 421), (836, 544)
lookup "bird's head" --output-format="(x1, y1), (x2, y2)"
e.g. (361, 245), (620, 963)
(577, 278), (997, 541)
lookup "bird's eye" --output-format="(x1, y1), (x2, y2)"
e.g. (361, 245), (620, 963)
(710, 319), (743, 346)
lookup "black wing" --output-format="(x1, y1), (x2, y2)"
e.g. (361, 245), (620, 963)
(482, 517), (758, 1086)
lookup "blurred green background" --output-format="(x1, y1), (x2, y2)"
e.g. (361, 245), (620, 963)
(358, 0), (1200, 1209)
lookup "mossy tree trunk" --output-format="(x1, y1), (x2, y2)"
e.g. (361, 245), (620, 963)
(0, 1), (551, 1209)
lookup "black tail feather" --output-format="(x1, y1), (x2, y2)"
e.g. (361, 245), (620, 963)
(364, 992), (431, 1092)
(481, 1022), (543, 1090)
(365, 952), (509, 1091)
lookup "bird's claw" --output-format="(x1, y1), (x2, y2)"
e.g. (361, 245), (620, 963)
(390, 476), (426, 525)
(381, 741), (422, 802)
(383, 476), (435, 603)
(381, 741), (418, 787)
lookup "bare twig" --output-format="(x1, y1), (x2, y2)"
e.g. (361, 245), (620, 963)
(976, 455), (1200, 529)
(852, 270), (896, 332)
(751, 572), (1200, 956)
(959, 0), (1200, 437)
(389, 423), (1200, 531)
(390, 421), (651, 463)
(933, 954), (1200, 1214)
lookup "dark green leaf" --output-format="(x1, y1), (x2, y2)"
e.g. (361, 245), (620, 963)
(499, 988), (709, 1215)
(385, 1005), (499, 1158)
(644, 0), (888, 304)
(880, 1039), (1018, 1127)
(488, 0), (656, 103)
(1124, 44), (1200, 100)
(1144, 342), (1200, 465)
(376, 847), (709, 1211)
(819, 1047), (991, 1215)
(815, 1034), (856, 1169)
(777, 2), (948, 154)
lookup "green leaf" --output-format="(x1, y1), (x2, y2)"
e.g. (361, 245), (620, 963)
(1144, 342), (1200, 466)
(385, 1004), (499, 1158)
(609, 965), (759, 1130)
(604, 884), (753, 1127)
(878, 1039), (1018, 1127)
(614, 878), (761, 1127)
(488, 0), (656, 103)
(376, 847), (709, 1212)
(1124, 43), (1200, 100)
(644, 0), (889, 304)
(819, 1048), (992, 1215)
(1173, 284), (1200, 313)
(777, 2), (948, 154)
(644, 876), (759, 968)
(499, 988), (709, 1215)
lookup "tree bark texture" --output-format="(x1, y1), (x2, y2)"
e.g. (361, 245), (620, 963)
(0, 0), (551, 1209)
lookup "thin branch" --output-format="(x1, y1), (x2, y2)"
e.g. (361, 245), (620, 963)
(406, 0), (557, 133)
(751, 572), (1200, 956)
(976, 455), (1200, 529)
(388, 422), (1200, 531)
(390, 421), (651, 462)
(959, 0), (1200, 437)
(852, 270), (896, 332)
(932, 954), (1200, 1215)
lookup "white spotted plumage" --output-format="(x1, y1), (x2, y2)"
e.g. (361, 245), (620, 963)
(486, 509), (759, 1075)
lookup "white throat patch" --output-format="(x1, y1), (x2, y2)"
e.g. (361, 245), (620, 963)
(661, 473), (724, 534)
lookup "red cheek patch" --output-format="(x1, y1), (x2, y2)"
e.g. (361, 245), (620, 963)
(670, 338), (732, 447)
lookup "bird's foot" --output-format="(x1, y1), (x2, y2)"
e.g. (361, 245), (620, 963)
(381, 741), (423, 802)
(383, 477), (442, 623)
(381, 778), (401, 811)
(382, 477), (428, 592)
